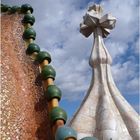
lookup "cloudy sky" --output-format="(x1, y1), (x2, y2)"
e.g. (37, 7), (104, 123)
(2, 0), (139, 118)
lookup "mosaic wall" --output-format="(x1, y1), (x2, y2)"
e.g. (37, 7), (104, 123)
(1, 13), (52, 140)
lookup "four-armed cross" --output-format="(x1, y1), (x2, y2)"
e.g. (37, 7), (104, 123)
(80, 4), (116, 38)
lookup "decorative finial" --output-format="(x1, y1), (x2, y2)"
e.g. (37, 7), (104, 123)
(88, 4), (103, 14)
(80, 4), (116, 38)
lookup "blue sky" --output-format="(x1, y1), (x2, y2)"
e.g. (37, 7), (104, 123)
(2, 0), (139, 118)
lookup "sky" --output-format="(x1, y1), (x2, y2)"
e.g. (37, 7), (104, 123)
(2, 0), (139, 119)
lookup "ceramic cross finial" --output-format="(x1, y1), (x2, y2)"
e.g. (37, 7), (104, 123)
(80, 4), (116, 38)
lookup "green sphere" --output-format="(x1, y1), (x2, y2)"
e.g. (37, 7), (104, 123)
(36, 51), (51, 64)
(45, 85), (62, 101)
(1, 4), (9, 12)
(41, 65), (56, 80)
(55, 126), (77, 140)
(21, 4), (33, 13)
(80, 137), (98, 140)
(22, 13), (35, 25)
(9, 6), (19, 13)
(23, 27), (36, 40)
(49, 107), (67, 124)
(26, 43), (40, 55)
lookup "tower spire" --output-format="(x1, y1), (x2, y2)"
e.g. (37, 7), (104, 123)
(70, 4), (139, 140)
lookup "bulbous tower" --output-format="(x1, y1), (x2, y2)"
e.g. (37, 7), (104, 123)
(70, 4), (139, 140)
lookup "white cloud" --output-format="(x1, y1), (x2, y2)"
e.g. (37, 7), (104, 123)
(132, 37), (140, 55)
(101, 0), (139, 42)
(112, 60), (139, 95)
(105, 40), (129, 59)
(126, 78), (139, 92)
(112, 61), (135, 83)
